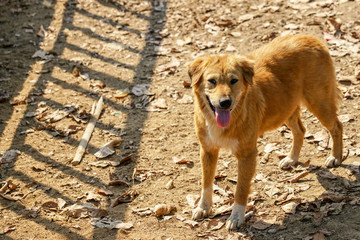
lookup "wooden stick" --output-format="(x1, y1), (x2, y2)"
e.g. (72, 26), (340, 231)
(71, 97), (103, 165)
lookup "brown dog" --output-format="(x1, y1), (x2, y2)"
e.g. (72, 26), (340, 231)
(187, 35), (343, 230)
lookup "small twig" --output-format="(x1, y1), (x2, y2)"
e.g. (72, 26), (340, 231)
(0, 193), (17, 201)
(132, 167), (137, 184)
(21, 189), (37, 200)
(279, 170), (309, 183)
(0, 181), (11, 194)
(71, 97), (103, 165)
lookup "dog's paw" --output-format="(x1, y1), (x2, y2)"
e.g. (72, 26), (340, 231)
(225, 203), (245, 231)
(325, 156), (342, 168)
(279, 156), (298, 169)
(192, 206), (211, 220)
(226, 212), (244, 231)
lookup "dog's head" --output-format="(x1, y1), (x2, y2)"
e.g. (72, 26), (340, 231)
(187, 55), (254, 128)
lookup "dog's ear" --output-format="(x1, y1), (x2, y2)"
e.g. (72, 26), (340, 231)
(187, 56), (210, 87)
(236, 56), (255, 85)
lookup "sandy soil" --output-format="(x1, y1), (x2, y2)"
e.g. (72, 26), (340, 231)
(1, 0), (360, 239)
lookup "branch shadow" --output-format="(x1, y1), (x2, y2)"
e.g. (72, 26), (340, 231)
(0, 0), (166, 239)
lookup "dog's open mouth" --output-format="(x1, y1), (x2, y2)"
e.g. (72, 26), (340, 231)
(206, 96), (215, 112)
(206, 96), (231, 128)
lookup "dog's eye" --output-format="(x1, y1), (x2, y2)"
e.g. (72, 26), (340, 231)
(208, 79), (217, 85)
(230, 78), (238, 85)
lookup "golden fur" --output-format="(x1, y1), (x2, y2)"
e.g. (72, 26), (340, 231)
(187, 35), (343, 230)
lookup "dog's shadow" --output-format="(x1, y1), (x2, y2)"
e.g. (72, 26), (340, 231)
(240, 157), (360, 239)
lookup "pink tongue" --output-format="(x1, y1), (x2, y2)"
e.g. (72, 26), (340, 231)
(215, 108), (231, 127)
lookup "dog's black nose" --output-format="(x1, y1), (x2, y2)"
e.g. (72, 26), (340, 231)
(219, 98), (232, 109)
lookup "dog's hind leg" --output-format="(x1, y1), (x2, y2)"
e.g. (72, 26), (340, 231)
(307, 102), (343, 167)
(279, 107), (306, 169)
(323, 118), (343, 167)
(192, 147), (219, 220)
(304, 83), (343, 167)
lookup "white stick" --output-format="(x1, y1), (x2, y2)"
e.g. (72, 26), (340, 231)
(71, 97), (103, 165)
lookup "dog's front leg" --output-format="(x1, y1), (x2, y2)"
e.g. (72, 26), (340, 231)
(192, 147), (219, 220)
(226, 148), (257, 230)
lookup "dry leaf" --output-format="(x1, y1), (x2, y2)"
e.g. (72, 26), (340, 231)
(173, 156), (193, 164)
(230, 31), (242, 37)
(109, 179), (130, 186)
(90, 217), (133, 230)
(32, 49), (53, 60)
(177, 94), (193, 104)
(214, 174), (227, 180)
(215, 19), (234, 27)
(260, 152), (271, 164)
(252, 220), (272, 230)
(0, 225), (16, 235)
(57, 198), (67, 210)
(132, 207), (152, 217)
(211, 205), (232, 217)
(1, 150), (20, 164)
(27, 207), (40, 218)
(317, 169), (337, 180)
(41, 201), (58, 211)
(90, 161), (112, 168)
(213, 184), (231, 197)
(342, 179), (351, 189)
(153, 204), (176, 216)
(132, 84), (151, 96)
(0, 182), (17, 201)
(312, 232), (326, 240)
(89, 208), (108, 218)
(63, 202), (105, 218)
(225, 44), (237, 52)
(45, 107), (75, 123)
(310, 230), (332, 240)
(207, 219), (226, 231)
(149, 98), (167, 109)
(97, 188), (114, 196)
(109, 172), (131, 186)
(338, 114), (354, 123)
(184, 219), (199, 228)
(346, 161), (360, 175)
(238, 13), (255, 23)
(186, 194), (200, 207)
(111, 190), (137, 207)
(86, 191), (101, 202)
(319, 192), (345, 203)
(114, 88), (130, 98)
(94, 140), (121, 158)
(264, 143), (278, 153)
(281, 202), (298, 214)
(284, 23), (300, 30)
(183, 81), (191, 88)
(118, 154), (132, 165)
(90, 80), (106, 89)
(72, 65), (82, 77)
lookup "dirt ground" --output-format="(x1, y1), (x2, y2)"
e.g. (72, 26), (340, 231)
(1, 0), (360, 239)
